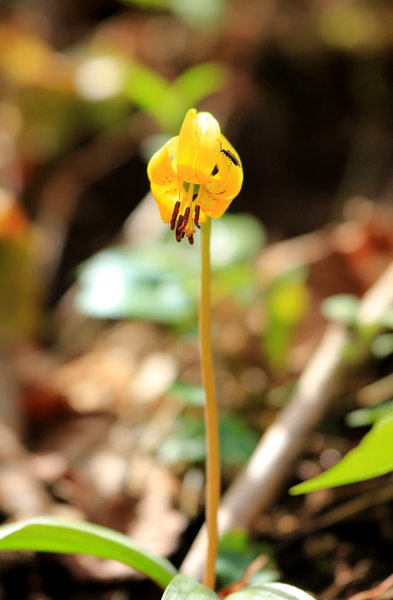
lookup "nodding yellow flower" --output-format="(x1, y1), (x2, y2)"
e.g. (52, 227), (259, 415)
(147, 108), (243, 244)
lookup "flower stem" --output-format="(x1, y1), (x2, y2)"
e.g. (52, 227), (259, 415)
(200, 216), (220, 590)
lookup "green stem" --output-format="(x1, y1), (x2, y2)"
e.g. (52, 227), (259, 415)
(200, 216), (220, 590)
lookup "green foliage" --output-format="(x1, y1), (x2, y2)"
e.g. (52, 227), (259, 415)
(321, 295), (393, 334)
(346, 399), (393, 427)
(225, 582), (316, 600)
(158, 413), (259, 467)
(0, 517), (177, 588)
(217, 530), (279, 587)
(75, 214), (265, 326)
(210, 214), (265, 269)
(119, 0), (227, 29)
(320, 294), (359, 327)
(125, 62), (227, 133)
(162, 575), (217, 600)
(263, 269), (309, 370)
(0, 519), (316, 600)
(171, 382), (206, 407)
(75, 246), (196, 325)
(291, 412), (393, 494)
(162, 575), (316, 600)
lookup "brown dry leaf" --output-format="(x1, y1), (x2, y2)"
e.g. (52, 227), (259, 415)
(52, 322), (178, 416)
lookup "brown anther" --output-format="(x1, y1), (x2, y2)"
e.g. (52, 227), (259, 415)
(194, 204), (201, 229)
(188, 234), (194, 245)
(175, 214), (184, 241)
(170, 201), (181, 230)
(176, 214), (183, 233)
(181, 206), (190, 230)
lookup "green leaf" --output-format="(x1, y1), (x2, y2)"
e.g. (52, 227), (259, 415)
(170, 382), (206, 407)
(0, 517), (177, 588)
(124, 63), (185, 132)
(263, 269), (309, 370)
(291, 412), (393, 494)
(162, 574), (217, 600)
(226, 582), (316, 600)
(346, 400), (393, 427)
(210, 214), (265, 269)
(174, 63), (227, 108)
(167, 0), (226, 29)
(158, 414), (259, 467)
(75, 246), (196, 325)
(320, 294), (359, 326)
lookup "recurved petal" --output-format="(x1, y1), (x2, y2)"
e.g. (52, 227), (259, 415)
(147, 137), (178, 186)
(176, 109), (221, 184)
(150, 181), (181, 222)
(205, 134), (243, 209)
(197, 186), (234, 219)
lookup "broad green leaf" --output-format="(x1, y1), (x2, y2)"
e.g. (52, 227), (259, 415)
(0, 517), (177, 588)
(75, 215), (264, 326)
(321, 294), (359, 326)
(75, 246), (196, 325)
(291, 412), (393, 494)
(226, 582), (315, 600)
(162, 574), (217, 600)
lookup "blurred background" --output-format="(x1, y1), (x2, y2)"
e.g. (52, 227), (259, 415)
(1, 0), (393, 599)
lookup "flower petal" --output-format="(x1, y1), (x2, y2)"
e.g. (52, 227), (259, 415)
(197, 186), (234, 219)
(150, 181), (182, 222)
(147, 137), (178, 186)
(201, 134), (243, 217)
(176, 109), (221, 184)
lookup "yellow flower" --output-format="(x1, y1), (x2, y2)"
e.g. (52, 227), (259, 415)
(147, 108), (243, 244)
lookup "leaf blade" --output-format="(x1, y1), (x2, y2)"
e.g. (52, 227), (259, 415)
(291, 412), (393, 494)
(0, 517), (177, 588)
(162, 574), (218, 600)
(226, 582), (316, 600)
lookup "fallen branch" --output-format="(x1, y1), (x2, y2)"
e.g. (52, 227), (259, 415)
(180, 260), (393, 581)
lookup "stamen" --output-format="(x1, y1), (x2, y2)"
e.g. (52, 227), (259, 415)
(170, 201), (181, 230)
(176, 214), (183, 233)
(188, 234), (194, 245)
(194, 204), (201, 229)
(175, 214), (184, 242)
(211, 165), (219, 176)
(179, 206), (190, 232)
